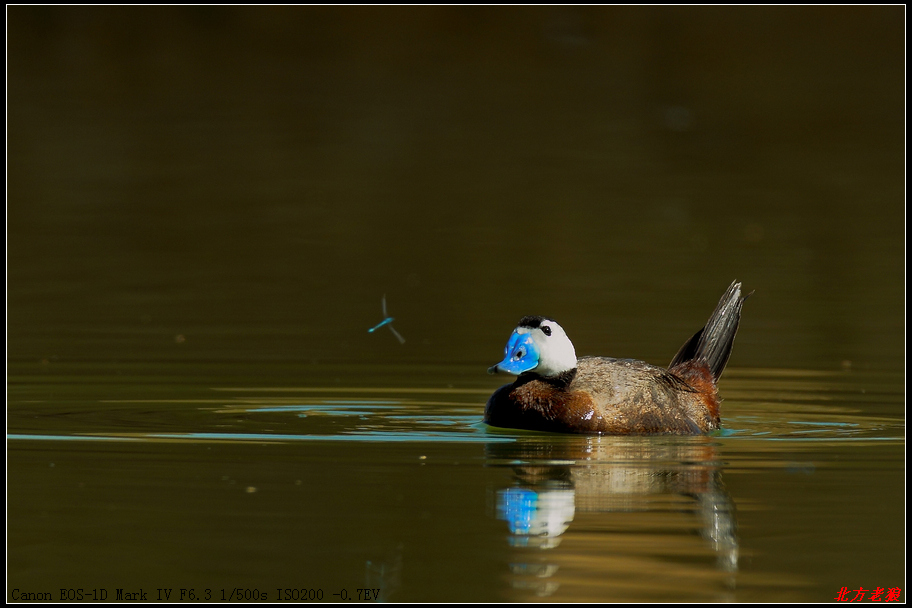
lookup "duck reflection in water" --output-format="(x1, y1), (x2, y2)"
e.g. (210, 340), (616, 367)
(490, 438), (739, 600)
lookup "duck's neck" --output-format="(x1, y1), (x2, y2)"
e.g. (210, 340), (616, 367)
(518, 367), (578, 389)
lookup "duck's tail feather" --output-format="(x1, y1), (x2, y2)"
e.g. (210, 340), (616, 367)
(669, 280), (748, 382)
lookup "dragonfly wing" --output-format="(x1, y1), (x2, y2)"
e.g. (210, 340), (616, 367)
(388, 324), (406, 344)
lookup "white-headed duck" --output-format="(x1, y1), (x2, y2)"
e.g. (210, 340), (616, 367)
(485, 281), (748, 434)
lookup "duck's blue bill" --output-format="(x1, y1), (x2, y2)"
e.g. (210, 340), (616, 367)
(488, 331), (539, 375)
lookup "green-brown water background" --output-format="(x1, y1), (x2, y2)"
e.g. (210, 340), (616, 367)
(7, 6), (905, 603)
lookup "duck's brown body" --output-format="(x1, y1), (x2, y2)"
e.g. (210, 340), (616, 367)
(485, 357), (720, 434)
(484, 281), (747, 435)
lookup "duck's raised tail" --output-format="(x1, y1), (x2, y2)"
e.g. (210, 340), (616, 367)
(669, 281), (747, 382)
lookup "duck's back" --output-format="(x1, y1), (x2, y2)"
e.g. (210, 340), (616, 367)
(485, 356), (720, 435)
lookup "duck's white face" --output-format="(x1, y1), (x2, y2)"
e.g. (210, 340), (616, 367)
(488, 317), (578, 378)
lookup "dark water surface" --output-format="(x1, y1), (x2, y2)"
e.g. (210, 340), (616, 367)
(8, 6), (905, 603)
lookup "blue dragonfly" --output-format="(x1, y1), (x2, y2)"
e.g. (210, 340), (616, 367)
(368, 295), (405, 344)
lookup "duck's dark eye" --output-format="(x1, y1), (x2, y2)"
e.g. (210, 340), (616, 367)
(541, 326), (552, 336)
